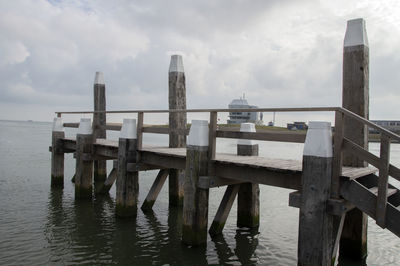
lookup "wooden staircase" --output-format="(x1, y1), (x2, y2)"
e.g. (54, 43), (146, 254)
(340, 173), (400, 237)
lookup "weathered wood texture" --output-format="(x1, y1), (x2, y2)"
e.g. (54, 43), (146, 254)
(209, 184), (240, 236)
(237, 143), (259, 228)
(332, 111), (344, 198)
(99, 167), (117, 194)
(141, 169), (169, 211)
(376, 135), (390, 227)
(116, 138), (138, 217)
(93, 82), (107, 188)
(75, 133), (93, 199)
(341, 43), (369, 260)
(340, 175), (400, 239)
(342, 45), (369, 167)
(182, 146), (209, 246)
(51, 131), (65, 187)
(169, 70), (186, 206)
(298, 156), (333, 265)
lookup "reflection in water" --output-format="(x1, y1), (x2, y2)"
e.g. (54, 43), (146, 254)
(211, 228), (259, 265)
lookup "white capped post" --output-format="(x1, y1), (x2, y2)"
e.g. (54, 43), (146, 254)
(183, 119), (210, 246)
(77, 118), (92, 135)
(298, 121), (334, 265)
(116, 118), (139, 217)
(169, 55), (184, 73)
(120, 119), (137, 139)
(341, 18), (370, 259)
(94, 71), (105, 85)
(52, 117), (64, 132)
(187, 120), (209, 147)
(168, 54), (187, 206)
(303, 121), (333, 158)
(344, 18), (369, 48)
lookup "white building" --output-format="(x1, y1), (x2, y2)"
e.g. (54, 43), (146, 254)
(227, 97), (260, 124)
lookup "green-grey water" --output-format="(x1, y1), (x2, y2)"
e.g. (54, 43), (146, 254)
(0, 120), (399, 265)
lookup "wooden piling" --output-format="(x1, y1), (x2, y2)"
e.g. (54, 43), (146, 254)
(75, 118), (94, 199)
(93, 72), (107, 193)
(236, 123), (260, 228)
(340, 18), (369, 260)
(298, 122), (333, 265)
(182, 120), (210, 246)
(168, 55), (187, 206)
(51, 117), (65, 188)
(116, 119), (138, 217)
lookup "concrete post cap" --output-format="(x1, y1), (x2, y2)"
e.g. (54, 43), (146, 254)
(52, 117), (64, 132)
(169, 55), (184, 73)
(303, 121), (332, 158)
(238, 122), (256, 145)
(77, 118), (92, 135)
(187, 120), (209, 147)
(120, 119), (137, 139)
(344, 18), (369, 47)
(94, 71), (105, 85)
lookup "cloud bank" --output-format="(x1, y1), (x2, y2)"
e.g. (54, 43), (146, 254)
(0, 0), (400, 123)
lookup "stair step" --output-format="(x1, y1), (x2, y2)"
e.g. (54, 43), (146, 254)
(369, 187), (397, 197)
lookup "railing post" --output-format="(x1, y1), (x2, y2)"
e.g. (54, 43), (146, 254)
(75, 118), (94, 199)
(51, 117), (65, 188)
(298, 121), (333, 265)
(332, 110), (344, 198)
(182, 120), (210, 246)
(376, 134), (390, 227)
(340, 18), (369, 260)
(237, 123), (260, 228)
(116, 119), (139, 217)
(93, 72), (107, 193)
(168, 54), (187, 206)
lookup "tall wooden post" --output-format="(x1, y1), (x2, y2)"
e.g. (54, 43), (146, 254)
(298, 122), (333, 265)
(116, 119), (139, 217)
(237, 123), (260, 228)
(75, 118), (94, 199)
(93, 72), (107, 193)
(51, 117), (65, 188)
(340, 18), (369, 260)
(169, 55), (187, 206)
(182, 120), (210, 246)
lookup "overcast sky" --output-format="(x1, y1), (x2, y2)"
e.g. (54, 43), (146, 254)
(0, 0), (399, 125)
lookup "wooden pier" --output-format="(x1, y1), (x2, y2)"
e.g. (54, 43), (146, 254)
(49, 18), (400, 265)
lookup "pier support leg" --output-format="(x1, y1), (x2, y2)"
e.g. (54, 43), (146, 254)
(116, 119), (138, 218)
(51, 118), (65, 188)
(169, 55), (187, 206)
(141, 169), (169, 211)
(75, 119), (93, 199)
(340, 18), (369, 260)
(93, 72), (107, 193)
(182, 120), (209, 246)
(237, 124), (260, 228)
(99, 165), (117, 194)
(298, 122), (333, 265)
(209, 184), (240, 236)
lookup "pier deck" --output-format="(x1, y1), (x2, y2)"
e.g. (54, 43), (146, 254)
(60, 137), (377, 191)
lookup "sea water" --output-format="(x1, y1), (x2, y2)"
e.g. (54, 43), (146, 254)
(0, 120), (399, 265)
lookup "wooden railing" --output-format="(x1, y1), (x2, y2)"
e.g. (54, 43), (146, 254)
(56, 106), (400, 228)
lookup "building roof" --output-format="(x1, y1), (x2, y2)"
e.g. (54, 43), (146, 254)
(229, 98), (249, 106)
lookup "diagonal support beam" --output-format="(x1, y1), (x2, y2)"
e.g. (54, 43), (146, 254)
(209, 184), (240, 236)
(141, 169), (170, 211)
